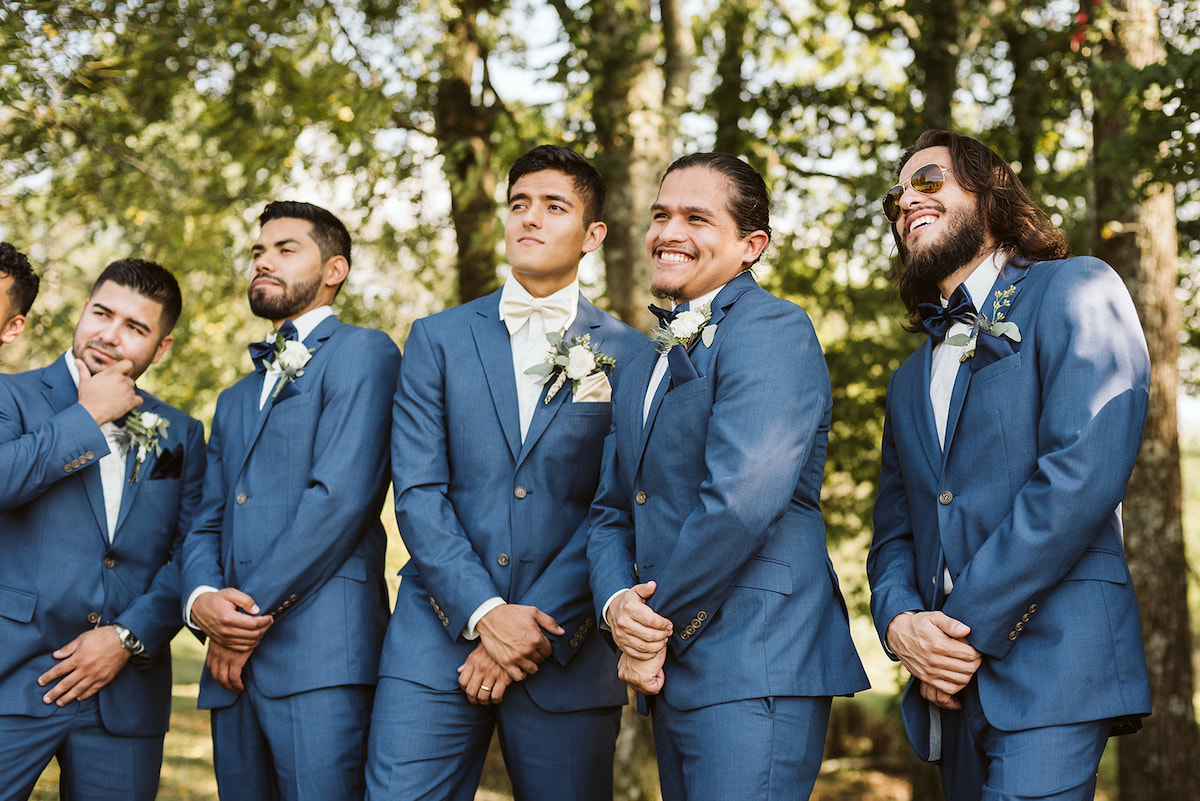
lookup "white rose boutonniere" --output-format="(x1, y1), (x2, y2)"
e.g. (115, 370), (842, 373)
(945, 284), (1021, 361)
(115, 410), (170, 483)
(653, 304), (716, 354)
(525, 332), (617, 404)
(269, 334), (314, 398)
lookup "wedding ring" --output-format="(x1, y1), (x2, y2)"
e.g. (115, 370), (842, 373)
(480, 684), (492, 693)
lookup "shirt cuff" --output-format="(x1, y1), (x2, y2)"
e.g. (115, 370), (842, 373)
(463, 597), (505, 640)
(184, 586), (221, 629)
(600, 588), (631, 632)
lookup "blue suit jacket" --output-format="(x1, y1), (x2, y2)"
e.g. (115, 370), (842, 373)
(868, 257), (1152, 759)
(181, 316), (400, 709)
(589, 272), (869, 710)
(0, 357), (205, 736)
(379, 291), (642, 712)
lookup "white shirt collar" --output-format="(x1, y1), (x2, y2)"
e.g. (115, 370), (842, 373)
(269, 305), (334, 343)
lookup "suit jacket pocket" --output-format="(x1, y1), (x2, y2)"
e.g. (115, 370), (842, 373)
(0, 586), (37, 623)
(971, 349), (1021, 389)
(1062, 548), (1129, 584)
(732, 556), (793, 595)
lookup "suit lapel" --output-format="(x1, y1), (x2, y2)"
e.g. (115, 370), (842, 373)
(113, 391), (157, 535)
(939, 261), (1031, 458)
(470, 296), (522, 462)
(912, 341), (943, 475)
(41, 359), (109, 535)
(518, 299), (606, 465)
(237, 315), (339, 478)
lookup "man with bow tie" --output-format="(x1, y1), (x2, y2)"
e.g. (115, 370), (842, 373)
(181, 201), (400, 801)
(868, 130), (1152, 800)
(587, 153), (868, 800)
(365, 145), (642, 801)
(0, 259), (205, 800)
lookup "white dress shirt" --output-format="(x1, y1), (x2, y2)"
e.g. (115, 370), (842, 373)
(257, 305), (335, 409)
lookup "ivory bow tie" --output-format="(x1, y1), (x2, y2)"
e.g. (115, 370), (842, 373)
(499, 294), (573, 335)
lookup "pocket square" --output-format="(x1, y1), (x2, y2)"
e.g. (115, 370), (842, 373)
(573, 371), (612, 403)
(149, 446), (183, 480)
(969, 332), (1019, 373)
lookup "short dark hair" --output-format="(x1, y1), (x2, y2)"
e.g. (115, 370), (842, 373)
(507, 145), (606, 226)
(92, 259), (183, 333)
(259, 201), (353, 270)
(893, 130), (1070, 322)
(0, 242), (39, 317)
(662, 153), (772, 261)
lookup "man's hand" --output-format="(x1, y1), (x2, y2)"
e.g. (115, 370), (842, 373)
(617, 649), (666, 696)
(457, 643), (512, 706)
(607, 582), (672, 658)
(38, 626), (132, 706)
(205, 641), (253, 693)
(76, 358), (141, 425)
(476, 604), (562, 682)
(886, 611), (981, 709)
(191, 588), (273, 650)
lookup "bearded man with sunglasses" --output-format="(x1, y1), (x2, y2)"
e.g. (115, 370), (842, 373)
(867, 129), (1151, 801)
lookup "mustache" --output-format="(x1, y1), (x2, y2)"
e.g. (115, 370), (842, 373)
(83, 340), (121, 361)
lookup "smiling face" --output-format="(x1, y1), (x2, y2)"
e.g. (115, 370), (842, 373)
(72, 281), (172, 380)
(504, 169), (605, 298)
(646, 167), (768, 303)
(249, 217), (347, 326)
(893, 146), (995, 292)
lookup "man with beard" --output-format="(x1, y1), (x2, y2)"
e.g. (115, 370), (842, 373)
(588, 153), (868, 800)
(0, 241), (39, 352)
(0, 259), (205, 800)
(181, 201), (400, 801)
(867, 130), (1152, 800)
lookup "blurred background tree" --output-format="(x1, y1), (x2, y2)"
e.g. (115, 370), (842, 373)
(3, 1), (1198, 798)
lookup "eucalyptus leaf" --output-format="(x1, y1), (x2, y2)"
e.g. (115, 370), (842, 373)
(701, 324), (717, 347)
(945, 333), (973, 346)
(990, 321), (1021, 342)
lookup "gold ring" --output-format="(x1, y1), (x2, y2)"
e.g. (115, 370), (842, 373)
(480, 684), (492, 693)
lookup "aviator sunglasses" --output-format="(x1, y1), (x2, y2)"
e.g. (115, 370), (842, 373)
(882, 163), (954, 222)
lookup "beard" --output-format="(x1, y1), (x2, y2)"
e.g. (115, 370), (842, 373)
(897, 203), (990, 288)
(248, 272), (322, 321)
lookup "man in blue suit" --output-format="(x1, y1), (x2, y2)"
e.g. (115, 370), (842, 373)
(0, 241), (38, 351)
(0, 259), (205, 800)
(867, 130), (1152, 800)
(181, 201), (400, 801)
(588, 153), (868, 801)
(365, 145), (642, 800)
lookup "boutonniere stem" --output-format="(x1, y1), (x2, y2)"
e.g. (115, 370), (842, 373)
(269, 333), (314, 398)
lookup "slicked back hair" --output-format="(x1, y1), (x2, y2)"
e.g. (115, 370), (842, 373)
(259, 201), (353, 271)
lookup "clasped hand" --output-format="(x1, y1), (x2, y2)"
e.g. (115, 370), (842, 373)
(38, 626), (131, 706)
(608, 582), (672, 695)
(886, 610), (981, 710)
(476, 603), (562, 682)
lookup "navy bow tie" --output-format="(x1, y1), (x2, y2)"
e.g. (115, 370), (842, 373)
(648, 301), (689, 328)
(918, 285), (975, 343)
(249, 320), (299, 373)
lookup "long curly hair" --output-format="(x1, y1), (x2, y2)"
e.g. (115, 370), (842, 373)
(893, 130), (1068, 329)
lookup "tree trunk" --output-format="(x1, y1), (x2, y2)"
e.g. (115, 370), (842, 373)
(1092, 2), (1200, 799)
(434, 4), (501, 305)
(587, 0), (692, 328)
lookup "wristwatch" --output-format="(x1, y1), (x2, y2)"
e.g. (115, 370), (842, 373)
(111, 622), (146, 657)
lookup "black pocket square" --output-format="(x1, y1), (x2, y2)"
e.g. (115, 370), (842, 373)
(149, 446), (183, 480)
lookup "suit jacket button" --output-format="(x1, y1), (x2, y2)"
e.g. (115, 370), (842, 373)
(103, 556), (115, 568)
(513, 486), (527, 499)
(938, 491), (953, 505)
(1014, 621), (1024, 631)
(236, 493), (248, 504)
(87, 612), (101, 624)
(63, 464), (72, 473)
(1008, 630), (1018, 640)
(85, 451), (95, 460)
(680, 631), (689, 640)
(1021, 613), (1031, 622)
(1027, 603), (1038, 613)
(697, 611), (707, 621)
(691, 618), (701, 628)
(635, 491), (647, 505)
(497, 554), (510, 567)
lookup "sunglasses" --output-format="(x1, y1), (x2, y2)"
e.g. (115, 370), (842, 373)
(883, 163), (953, 222)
